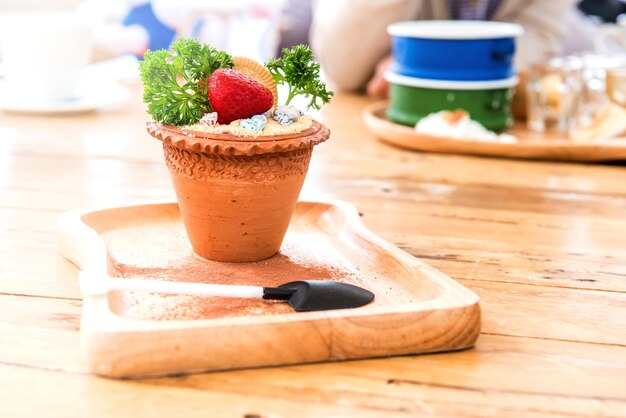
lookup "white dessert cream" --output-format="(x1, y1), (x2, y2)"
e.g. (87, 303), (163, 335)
(415, 110), (517, 143)
(183, 114), (313, 137)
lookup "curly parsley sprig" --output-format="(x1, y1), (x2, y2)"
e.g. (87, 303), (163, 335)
(140, 38), (233, 125)
(265, 45), (333, 110)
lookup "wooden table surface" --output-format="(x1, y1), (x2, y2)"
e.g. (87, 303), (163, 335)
(1, 85), (625, 417)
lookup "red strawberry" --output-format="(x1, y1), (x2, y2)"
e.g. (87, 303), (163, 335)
(207, 68), (273, 124)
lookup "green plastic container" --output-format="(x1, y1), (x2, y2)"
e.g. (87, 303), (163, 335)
(385, 72), (518, 132)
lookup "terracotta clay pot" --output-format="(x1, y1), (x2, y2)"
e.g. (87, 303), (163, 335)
(147, 121), (330, 262)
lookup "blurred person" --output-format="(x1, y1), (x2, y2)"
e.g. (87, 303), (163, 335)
(277, 0), (313, 54)
(310, 0), (577, 98)
(563, 5), (599, 55)
(563, 0), (626, 55)
(578, 0), (626, 22)
(151, 1), (283, 61)
(76, 0), (175, 60)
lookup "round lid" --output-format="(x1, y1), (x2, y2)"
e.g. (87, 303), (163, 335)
(385, 72), (519, 89)
(388, 20), (524, 40)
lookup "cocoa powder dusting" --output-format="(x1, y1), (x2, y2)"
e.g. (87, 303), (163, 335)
(103, 219), (366, 321)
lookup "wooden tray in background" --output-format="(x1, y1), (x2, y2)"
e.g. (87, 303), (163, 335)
(363, 101), (626, 162)
(58, 200), (480, 378)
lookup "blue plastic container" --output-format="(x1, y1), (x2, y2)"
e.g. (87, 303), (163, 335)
(388, 21), (523, 81)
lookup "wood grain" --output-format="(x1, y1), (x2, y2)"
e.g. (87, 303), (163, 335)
(1, 85), (626, 416)
(59, 201), (480, 377)
(2, 309), (625, 418)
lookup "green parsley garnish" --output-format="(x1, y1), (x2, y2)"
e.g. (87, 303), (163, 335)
(266, 45), (333, 110)
(139, 38), (233, 125)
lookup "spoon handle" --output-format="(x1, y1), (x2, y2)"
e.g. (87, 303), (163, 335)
(78, 272), (264, 298)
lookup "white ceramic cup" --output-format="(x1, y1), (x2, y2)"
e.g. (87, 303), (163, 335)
(0, 12), (92, 101)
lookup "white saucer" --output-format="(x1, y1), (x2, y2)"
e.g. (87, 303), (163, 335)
(0, 81), (130, 114)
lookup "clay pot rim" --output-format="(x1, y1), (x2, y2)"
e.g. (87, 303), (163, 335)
(147, 120), (330, 156)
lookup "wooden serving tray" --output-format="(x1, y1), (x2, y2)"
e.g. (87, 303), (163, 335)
(363, 101), (626, 162)
(58, 200), (480, 378)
